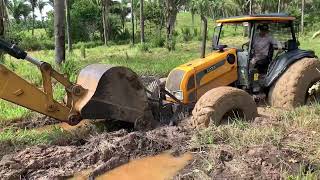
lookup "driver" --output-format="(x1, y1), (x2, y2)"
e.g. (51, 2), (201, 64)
(251, 24), (282, 71)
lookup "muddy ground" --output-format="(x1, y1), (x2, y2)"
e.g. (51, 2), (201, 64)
(0, 112), (317, 179)
(0, 126), (190, 179)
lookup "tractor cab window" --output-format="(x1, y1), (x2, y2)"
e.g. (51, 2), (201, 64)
(213, 23), (249, 50)
(254, 22), (295, 50)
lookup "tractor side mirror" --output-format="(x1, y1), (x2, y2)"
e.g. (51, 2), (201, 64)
(218, 45), (228, 52)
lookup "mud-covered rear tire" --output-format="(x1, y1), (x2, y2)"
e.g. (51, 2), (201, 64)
(268, 58), (320, 109)
(192, 87), (258, 128)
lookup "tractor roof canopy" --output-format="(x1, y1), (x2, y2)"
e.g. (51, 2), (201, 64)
(216, 14), (295, 24)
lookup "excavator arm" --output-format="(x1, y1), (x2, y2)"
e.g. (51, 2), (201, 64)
(0, 39), (154, 128)
(0, 39), (86, 125)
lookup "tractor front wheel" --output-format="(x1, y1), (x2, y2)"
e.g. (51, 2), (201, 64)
(192, 86), (258, 128)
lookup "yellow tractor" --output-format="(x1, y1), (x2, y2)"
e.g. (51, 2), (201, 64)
(150, 14), (320, 128)
(0, 14), (319, 130)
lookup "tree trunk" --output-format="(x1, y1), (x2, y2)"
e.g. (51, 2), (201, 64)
(301, 0), (305, 34)
(131, 0), (135, 45)
(54, 0), (66, 64)
(40, 11), (44, 28)
(140, 0), (145, 43)
(32, 7), (35, 36)
(277, 0), (281, 13)
(0, 0), (5, 63)
(200, 15), (207, 58)
(192, 12), (195, 27)
(65, 0), (72, 52)
(165, 0), (178, 51)
(101, 0), (110, 45)
(249, 0), (253, 15)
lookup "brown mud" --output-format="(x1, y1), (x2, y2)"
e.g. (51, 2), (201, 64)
(0, 114), (60, 131)
(0, 126), (190, 179)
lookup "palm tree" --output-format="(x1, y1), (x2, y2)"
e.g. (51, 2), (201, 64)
(37, 0), (47, 27)
(7, 0), (31, 24)
(27, 0), (38, 36)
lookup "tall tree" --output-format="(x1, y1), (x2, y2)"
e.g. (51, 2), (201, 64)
(102, 0), (110, 45)
(65, 0), (72, 52)
(0, 0), (5, 62)
(140, 0), (144, 43)
(165, 0), (186, 51)
(301, 0), (305, 34)
(131, 0), (134, 45)
(193, 0), (212, 58)
(54, 0), (65, 64)
(27, 0), (38, 36)
(187, 1), (197, 27)
(37, 0), (47, 27)
(249, 0), (252, 15)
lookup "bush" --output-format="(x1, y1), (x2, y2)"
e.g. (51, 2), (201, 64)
(19, 38), (54, 51)
(166, 37), (176, 51)
(181, 27), (192, 42)
(137, 43), (151, 52)
(150, 35), (165, 48)
(73, 41), (103, 49)
(59, 56), (80, 82)
(193, 28), (198, 37)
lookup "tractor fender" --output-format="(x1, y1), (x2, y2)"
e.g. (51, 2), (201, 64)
(263, 49), (316, 87)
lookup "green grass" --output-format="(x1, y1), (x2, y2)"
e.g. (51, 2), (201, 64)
(191, 105), (320, 178)
(0, 101), (30, 121)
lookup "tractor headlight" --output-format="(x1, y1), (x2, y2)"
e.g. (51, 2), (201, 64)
(172, 90), (183, 101)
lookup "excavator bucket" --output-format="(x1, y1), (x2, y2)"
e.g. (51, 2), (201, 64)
(74, 64), (154, 128)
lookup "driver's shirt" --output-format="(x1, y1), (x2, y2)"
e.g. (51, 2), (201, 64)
(252, 34), (281, 61)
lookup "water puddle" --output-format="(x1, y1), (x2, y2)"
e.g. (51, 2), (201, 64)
(71, 152), (193, 180)
(96, 152), (193, 180)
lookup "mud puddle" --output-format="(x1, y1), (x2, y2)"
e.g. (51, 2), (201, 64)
(72, 152), (193, 180)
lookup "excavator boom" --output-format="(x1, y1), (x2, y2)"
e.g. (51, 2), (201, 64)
(0, 39), (154, 128)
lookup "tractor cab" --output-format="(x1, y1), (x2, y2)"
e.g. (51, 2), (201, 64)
(212, 14), (302, 93)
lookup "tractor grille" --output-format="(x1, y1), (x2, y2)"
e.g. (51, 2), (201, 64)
(166, 69), (185, 91)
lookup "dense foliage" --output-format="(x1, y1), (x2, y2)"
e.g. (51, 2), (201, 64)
(3, 0), (320, 51)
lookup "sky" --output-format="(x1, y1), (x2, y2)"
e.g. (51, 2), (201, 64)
(34, 4), (52, 20)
